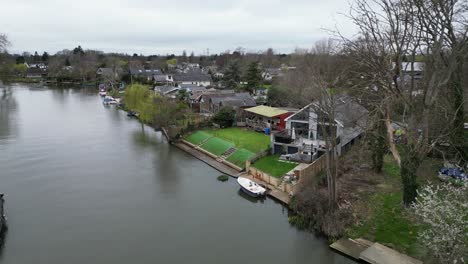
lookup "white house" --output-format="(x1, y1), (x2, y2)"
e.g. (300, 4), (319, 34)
(271, 95), (368, 162)
(173, 70), (212, 87)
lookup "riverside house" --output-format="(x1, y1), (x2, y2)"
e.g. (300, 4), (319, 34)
(242, 105), (294, 132)
(130, 68), (161, 81)
(271, 95), (368, 162)
(198, 91), (256, 115)
(173, 70), (212, 87)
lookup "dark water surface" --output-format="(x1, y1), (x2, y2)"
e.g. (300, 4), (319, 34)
(0, 84), (353, 264)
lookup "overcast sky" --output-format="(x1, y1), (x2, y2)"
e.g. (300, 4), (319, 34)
(1, 0), (356, 55)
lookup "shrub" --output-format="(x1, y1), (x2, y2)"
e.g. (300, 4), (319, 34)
(212, 106), (235, 128)
(412, 183), (468, 264)
(290, 187), (353, 239)
(217, 175), (229, 182)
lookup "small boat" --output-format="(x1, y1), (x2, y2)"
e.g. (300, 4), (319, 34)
(237, 177), (266, 198)
(99, 89), (107, 97)
(127, 111), (139, 117)
(103, 96), (117, 105)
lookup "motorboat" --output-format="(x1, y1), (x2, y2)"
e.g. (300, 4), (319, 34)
(237, 177), (266, 197)
(103, 96), (117, 105)
(99, 89), (107, 97)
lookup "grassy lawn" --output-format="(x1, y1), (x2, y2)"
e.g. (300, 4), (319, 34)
(347, 155), (422, 257)
(252, 155), (298, 178)
(200, 137), (234, 156)
(204, 128), (270, 153)
(347, 191), (421, 256)
(185, 131), (212, 145)
(226, 148), (255, 168)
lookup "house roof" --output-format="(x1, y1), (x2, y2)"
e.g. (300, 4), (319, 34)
(206, 92), (256, 108)
(154, 85), (178, 95)
(244, 105), (289, 117)
(97, 68), (114, 75)
(179, 84), (206, 92)
(130, 68), (161, 76)
(173, 70), (212, 82)
(153, 74), (170, 82)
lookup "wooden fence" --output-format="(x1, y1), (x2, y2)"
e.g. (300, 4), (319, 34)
(296, 155), (326, 186)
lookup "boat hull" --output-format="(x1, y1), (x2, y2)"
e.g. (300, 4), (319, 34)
(239, 186), (263, 198)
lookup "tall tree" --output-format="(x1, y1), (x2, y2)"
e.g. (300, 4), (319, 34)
(222, 60), (241, 89)
(181, 50), (187, 62)
(73, 45), (84, 55)
(342, 0), (466, 204)
(189, 51), (195, 63)
(15, 56), (25, 64)
(41, 52), (49, 63)
(0, 34), (9, 53)
(244, 62), (262, 94)
(33, 51), (40, 63)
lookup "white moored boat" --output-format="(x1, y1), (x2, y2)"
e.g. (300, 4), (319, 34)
(237, 177), (266, 198)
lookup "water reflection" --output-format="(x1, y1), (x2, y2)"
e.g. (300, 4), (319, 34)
(237, 189), (266, 204)
(131, 126), (162, 148)
(0, 86), (18, 142)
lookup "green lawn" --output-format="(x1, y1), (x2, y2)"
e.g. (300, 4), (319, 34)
(204, 128), (270, 153)
(347, 156), (422, 257)
(226, 148), (255, 168)
(185, 131), (212, 145)
(347, 192), (421, 256)
(200, 137), (234, 156)
(252, 155), (298, 178)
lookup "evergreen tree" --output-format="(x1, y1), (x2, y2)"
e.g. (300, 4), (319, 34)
(73, 45), (84, 55)
(222, 61), (241, 89)
(65, 57), (71, 66)
(244, 62), (262, 94)
(15, 56), (25, 64)
(41, 52), (49, 62)
(33, 51), (40, 63)
(189, 51), (195, 63)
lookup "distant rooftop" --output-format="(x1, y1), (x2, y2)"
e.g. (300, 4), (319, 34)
(244, 105), (289, 117)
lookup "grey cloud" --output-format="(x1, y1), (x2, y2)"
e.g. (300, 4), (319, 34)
(1, 0), (355, 55)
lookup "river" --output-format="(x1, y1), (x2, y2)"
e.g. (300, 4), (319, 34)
(0, 84), (353, 264)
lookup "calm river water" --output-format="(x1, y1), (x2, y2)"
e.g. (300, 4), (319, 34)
(0, 84), (353, 264)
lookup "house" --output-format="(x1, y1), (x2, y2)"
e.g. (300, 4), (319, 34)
(262, 68), (283, 81)
(154, 85), (180, 99)
(26, 63), (47, 70)
(198, 91), (256, 115)
(130, 68), (161, 81)
(26, 68), (46, 78)
(243, 105), (294, 132)
(173, 70), (212, 87)
(253, 87), (268, 103)
(271, 95), (368, 162)
(153, 73), (174, 85)
(96, 68), (116, 77)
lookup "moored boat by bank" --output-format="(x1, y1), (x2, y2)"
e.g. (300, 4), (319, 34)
(237, 177), (266, 197)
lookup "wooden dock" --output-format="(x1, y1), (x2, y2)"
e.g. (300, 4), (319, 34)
(330, 238), (422, 264)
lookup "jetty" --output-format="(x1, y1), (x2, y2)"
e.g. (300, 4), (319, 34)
(330, 238), (422, 264)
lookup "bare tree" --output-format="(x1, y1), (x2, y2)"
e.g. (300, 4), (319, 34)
(340, 0), (466, 204)
(0, 34), (9, 53)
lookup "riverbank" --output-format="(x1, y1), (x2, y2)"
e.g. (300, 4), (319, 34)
(0, 85), (354, 263)
(173, 139), (292, 205)
(0, 194), (7, 243)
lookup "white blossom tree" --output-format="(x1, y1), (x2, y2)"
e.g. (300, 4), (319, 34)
(412, 183), (468, 263)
